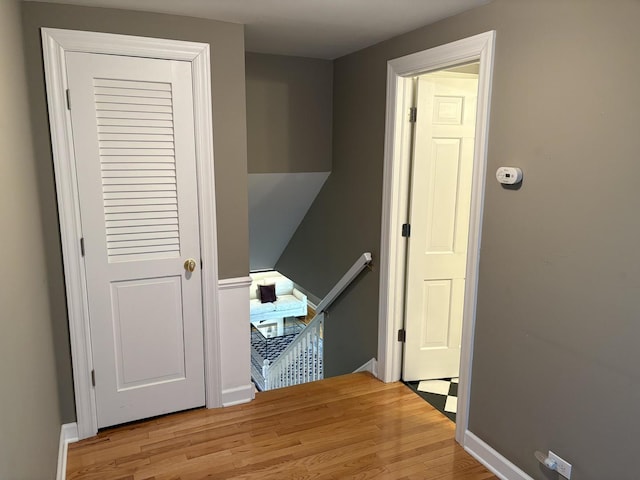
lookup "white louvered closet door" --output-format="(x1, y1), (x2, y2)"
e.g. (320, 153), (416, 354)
(66, 52), (205, 428)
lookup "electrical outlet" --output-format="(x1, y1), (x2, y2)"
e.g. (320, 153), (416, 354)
(548, 451), (572, 479)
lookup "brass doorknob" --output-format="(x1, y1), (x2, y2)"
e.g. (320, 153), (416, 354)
(184, 259), (197, 272)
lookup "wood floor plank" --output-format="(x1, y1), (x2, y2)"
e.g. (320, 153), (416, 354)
(66, 373), (497, 479)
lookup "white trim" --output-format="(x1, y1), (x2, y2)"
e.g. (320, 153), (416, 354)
(222, 384), (256, 407)
(377, 62), (415, 384)
(41, 28), (221, 439)
(217, 275), (253, 406)
(218, 276), (252, 290)
(377, 31), (496, 445)
(464, 431), (533, 480)
(56, 423), (78, 480)
(353, 358), (378, 377)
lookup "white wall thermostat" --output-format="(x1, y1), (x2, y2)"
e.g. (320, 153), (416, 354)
(496, 167), (523, 185)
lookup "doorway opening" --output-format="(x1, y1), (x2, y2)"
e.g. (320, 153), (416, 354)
(402, 64), (480, 423)
(377, 31), (495, 445)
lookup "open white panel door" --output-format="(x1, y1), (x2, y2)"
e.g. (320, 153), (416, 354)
(403, 72), (478, 381)
(66, 51), (205, 428)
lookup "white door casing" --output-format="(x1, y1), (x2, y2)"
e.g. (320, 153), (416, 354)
(378, 31), (495, 445)
(66, 52), (205, 427)
(403, 73), (478, 381)
(42, 28), (221, 439)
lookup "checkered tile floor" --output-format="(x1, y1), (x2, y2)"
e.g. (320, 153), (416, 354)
(404, 378), (458, 422)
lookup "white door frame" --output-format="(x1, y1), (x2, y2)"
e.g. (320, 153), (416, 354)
(42, 28), (222, 440)
(377, 31), (495, 444)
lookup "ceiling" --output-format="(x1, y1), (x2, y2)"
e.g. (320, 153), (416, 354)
(30, 0), (490, 59)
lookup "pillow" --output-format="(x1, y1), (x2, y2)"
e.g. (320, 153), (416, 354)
(262, 277), (294, 295)
(258, 284), (277, 303)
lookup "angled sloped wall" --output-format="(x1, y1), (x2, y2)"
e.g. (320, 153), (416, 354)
(249, 172), (329, 271)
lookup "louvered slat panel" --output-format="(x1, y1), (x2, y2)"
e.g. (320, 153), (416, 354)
(104, 191), (177, 199)
(105, 204), (177, 214)
(107, 231), (179, 242)
(107, 224), (177, 233)
(100, 156), (175, 163)
(106, 218), (178, 228)
(101, 163), (176, 171)
(107, 238), (180, 249)
(99, 133), (175, 142)
(94, 86), (172, 98)
(108, 244), (180, 257)
(96, 95), (172, 106)
(96, 111), (173, 121)
(101, 170), (176, 178)
(106, 211), (177, 221)
(96, 103), (172, 113)
(103, 184), (177, 193)
(104, 198), (177, 206)
(100, 149), (175, 157)
(99, 141), (174, 149)
(102, 177), (176, 185)
(95, 78), (180, 262)
(98, 126), (174, 134)
(98, 118), (173, 127)
(94, 78), (172, 91)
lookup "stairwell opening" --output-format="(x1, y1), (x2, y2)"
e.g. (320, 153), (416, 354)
(250, 253), (371, 391)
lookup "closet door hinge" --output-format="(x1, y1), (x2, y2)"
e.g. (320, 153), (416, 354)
(397, 329), (406, 343)
(91, 369), (96, 387)
(409, 106), (417, 123)
(401, 223), (411, 238)
(80, 237), (85, 257)
(66, 89), (71, 110)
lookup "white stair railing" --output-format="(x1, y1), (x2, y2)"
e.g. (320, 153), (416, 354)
(263, 312), (324, 390)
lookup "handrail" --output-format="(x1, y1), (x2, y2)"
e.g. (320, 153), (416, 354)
(315, 252), (372, 314)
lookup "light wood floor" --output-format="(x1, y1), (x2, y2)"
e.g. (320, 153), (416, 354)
(66, 373), (497, 479)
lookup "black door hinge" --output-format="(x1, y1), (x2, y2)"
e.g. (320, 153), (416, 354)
(409, 106), (417, 123)
(398, 329), (406, 342)
(91, 369), (96, 387)
(66, 89), (71, 110)
(80, 237), (85, 257)
(401, 223), (411, 238)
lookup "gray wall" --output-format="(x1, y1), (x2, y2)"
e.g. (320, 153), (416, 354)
(0, 1), (62, 478)
(278, 0), (640, 478)
(246, 52), (332, 173)
(21, 2), (249, 423)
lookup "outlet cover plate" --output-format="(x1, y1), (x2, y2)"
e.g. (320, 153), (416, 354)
(549, 451), (572, 478)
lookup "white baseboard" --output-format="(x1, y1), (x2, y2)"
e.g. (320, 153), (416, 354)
(464, 431), (533, 480)
(56, 422), (78, 480)
(222, 383), (255, 407)
(353, 358), (378, 377)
